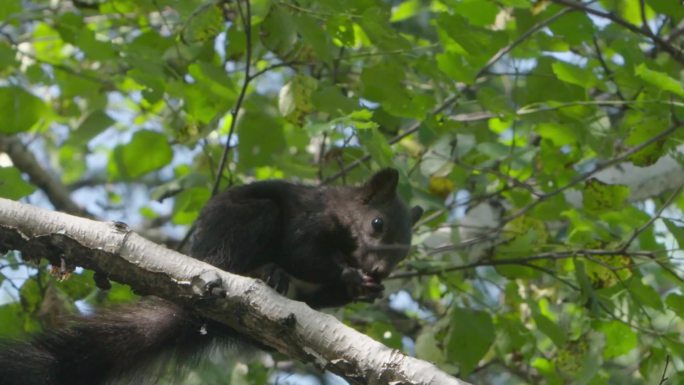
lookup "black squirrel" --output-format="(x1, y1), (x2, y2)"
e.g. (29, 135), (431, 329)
(0, 168), (423, 385)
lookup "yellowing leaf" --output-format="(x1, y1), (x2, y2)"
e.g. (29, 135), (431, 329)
(278, 75), (318, 123)
(428, 176), (455, 198)
(583, 179), (630, 214)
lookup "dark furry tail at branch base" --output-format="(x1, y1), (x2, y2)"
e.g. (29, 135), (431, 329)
(0, 298), (221, 385)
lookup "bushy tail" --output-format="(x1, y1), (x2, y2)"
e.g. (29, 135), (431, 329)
(0, 297), (224, 385)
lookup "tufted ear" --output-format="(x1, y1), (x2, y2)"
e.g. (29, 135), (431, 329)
(410, 206), (423, 225)
(362, 168), (399, 203)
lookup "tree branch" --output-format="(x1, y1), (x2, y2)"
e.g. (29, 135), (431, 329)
(476, 7), (575, 78)
(503, 124), (681, 223)
(211, 0), (252, 195)
(549, 0), (684, 65)
(0, 198), (468, 385)
(322, 95), (459, 184)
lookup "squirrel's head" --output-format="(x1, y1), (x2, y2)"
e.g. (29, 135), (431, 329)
(339, 168), (422, 282)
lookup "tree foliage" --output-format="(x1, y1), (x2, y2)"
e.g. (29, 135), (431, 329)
(1, 0), (683, 384)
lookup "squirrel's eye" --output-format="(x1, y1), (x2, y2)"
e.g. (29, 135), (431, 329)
(371, 217), (384, 232)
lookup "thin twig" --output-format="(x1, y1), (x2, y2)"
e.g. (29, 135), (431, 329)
(639, 0), (651, 35)
(592, 36), (626, 101)
(179, 0), (252, 252)
(249, 60), (304, 79)
(665, 19), (684, 43)
(322, 95), (459, 184)
(211, 0), (252, 196)
(476, 7), (574, 78)
(549, 0), (684, 64)
(660, 355), (671, 385)
(503, 124), (681, 223)
(620, 185), (683, 251)
(389, 248), (657, 279)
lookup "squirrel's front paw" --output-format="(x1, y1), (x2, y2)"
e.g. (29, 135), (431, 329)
(192, 270), (226, 298)
(251, 264), (290, 295)
(341, 267), (384, 302)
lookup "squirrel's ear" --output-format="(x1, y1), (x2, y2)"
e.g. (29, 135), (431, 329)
(410, 206), (423, 225)
(362, 168), (399, 203)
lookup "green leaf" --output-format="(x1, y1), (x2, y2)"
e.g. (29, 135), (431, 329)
(177, 62), (237, 124)
(452, 0), (499, 26)
(325, 15), (356, 46)
(639, 348), (668, 384)
(225, 24), (247, 60)
(56, 271), (96, 300)
(477, 87), (512, 114)
(436, 13), (501, 57)
(626, 276), (664, 311)
(172, 186), (210, 225)
(0, 303), (29, 338)
(0, 42), (17, 71)
(0, 167), (36, 199)
(666, 293), (684, 318)
(76, 28), (118, 61)
(556, 339), (600, 381)
(294, 13), (333, 61)
(367, 322), (403, 349)
(664, 219), (684, 247)
(260, 5), (298, 56)
(0, 87), (46, 134)
(188, 62), (237, 101)
(437, 51), (478, 84)
(182, 2), (223, 43)
(548, 12), (595, 45)
(20, 278), (42, 313)
(446, 307), (495, 375)
(99, 281), (137, 304)
(118, 130), (173, 178)
(624, 118), (669, 166)
(33, 22), (64, 61)
(536, 122), (579, 146)
(360, 63), (430, 118)
(58, 145), (87, 184)
(583, 179), (630, 214)
(359, 7), (410, 51)
(278, 75), (318, 123)
(596, 321), (637, 358)
(390, 0), (421, 22)
(357, 128), (393, 167)
(532, 357), (564, 385)
(552, 61), (597, 89)
(311, 86), (359, 117)
(532, 312), (567, 347)
(0, 0), (20, 21)
(237, 107), (287, 170)
(646, 0), (684, 17)
(68, 110), (115, 147)
(415, 328), (445, 364)
(635, 64), (684, 97)
(499, 0), (531, 7)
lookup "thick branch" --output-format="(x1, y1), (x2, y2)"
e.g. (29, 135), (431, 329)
(0, 198), (468, 385)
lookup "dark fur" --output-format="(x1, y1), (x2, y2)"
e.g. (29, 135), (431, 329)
(0, 168), (422, 385)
